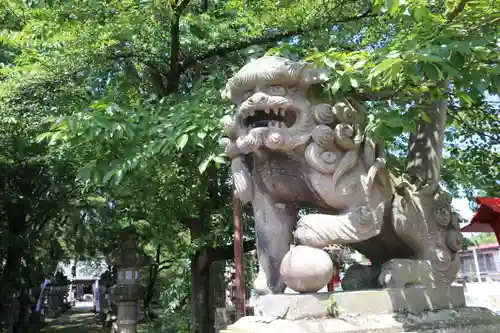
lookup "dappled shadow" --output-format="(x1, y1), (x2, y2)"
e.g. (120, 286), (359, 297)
(41, 306), (101, 333)
(386, 284), (500, 331)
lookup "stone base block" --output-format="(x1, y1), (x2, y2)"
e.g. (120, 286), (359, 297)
(220, 287), (500, 332)
(222, 307), (500, 332)
(254, 286), (466, 320)
(215, 307), (255, 332)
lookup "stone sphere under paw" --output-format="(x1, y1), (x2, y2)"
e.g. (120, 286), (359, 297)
(280, 245), (334, 293)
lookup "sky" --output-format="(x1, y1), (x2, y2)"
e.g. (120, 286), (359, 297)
(452, 92), (499, 228)
(452, 197), (474, 226)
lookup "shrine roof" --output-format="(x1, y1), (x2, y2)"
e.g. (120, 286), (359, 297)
(470, 197), (500, 226)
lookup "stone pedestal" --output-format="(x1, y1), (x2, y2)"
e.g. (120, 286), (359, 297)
(112, 284), (141, 333)
(221, 287), (500, 332)
(215, 307), (255, 332)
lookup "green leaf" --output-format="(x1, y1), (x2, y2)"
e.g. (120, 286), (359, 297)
(390, 60), (403, 81)
(213, 155), (226, 164)
(413, 6), (427, 21)
(421, 112), (431, 123)
(414, 54), (443, 63)
(198, 155), (213, 173)
(423, 63), (442, 81)
(369, 58), (402, 80)
(102, 169), (116, 184)
(388, 0), (399, 14)
(353, 60), (367, 70)
(323, 56), (336, 69)
(76, 161), (96, 182)
(330, 79), (341, 94)
(385, 115), (403, 128)
(176, 134), (189, 150)
(457, 91), (474, 106)
(350, 77), (360, 88)
(35, 132), (52, 143)
(449, 52), (465, 68)
(440, 63), (462, 79)
(114, 169), (124, 185)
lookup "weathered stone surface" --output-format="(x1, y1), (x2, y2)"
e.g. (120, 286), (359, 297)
(222, 307), (500, 333)
(341, 263), (380, 291)
(219, 56), (462, 296)
(111, 284), (140, 302)
(280, 245), (334, 293)
(215, 307), (255, 333)
(253, 287), (466, 320)
(112, 228), (147, 333)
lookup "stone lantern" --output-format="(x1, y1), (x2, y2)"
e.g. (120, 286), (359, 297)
(111, 227), (148, 333)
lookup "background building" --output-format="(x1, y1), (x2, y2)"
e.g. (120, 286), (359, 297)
(458, 243), (500, 282)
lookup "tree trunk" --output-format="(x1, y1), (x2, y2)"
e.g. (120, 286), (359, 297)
(143, 246), (161, 316)
(13, 288), (29, 333)
(0, 245), (23, 332)
(406, 95), (448, 188)
(190, 247), (213, 333)
(189, 239), (257, 333)
(1, 205), (27, 332)
(210, 261), (226, 309)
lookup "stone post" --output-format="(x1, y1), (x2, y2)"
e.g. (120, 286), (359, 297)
(46, 287), (59, 318)
(2, 293), (20, 333)
(111, 227), (147, 333)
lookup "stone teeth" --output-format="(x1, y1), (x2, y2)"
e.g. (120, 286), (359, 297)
(242, 111), (248, 118)
(273, 109), (279, 115)
(265, 109), (270, 113)
(249, 110), (255, 116)
(280, 109), (285, 117)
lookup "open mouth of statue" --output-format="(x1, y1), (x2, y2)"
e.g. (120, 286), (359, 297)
(241, 108), (297, 129)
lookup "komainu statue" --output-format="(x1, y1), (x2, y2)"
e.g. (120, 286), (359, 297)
(219, 56), (463, 295)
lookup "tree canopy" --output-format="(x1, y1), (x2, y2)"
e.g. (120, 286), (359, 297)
(1, 0), (499, 332)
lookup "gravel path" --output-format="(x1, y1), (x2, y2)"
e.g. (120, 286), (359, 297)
(41, 303), (101, 333)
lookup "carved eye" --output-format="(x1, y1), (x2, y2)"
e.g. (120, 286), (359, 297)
(287, 85), (299, 94)
(267, 85), (286, 96)
(242, 90), (254, 101)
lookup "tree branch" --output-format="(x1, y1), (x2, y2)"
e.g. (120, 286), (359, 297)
(446, 0), (469, 21)
(158, 258), (174, 267)
(210, 239), (256, 262)
(405, 86), (449, 189)
(176, 0), (192, 14)
(158, 263), (173, 272)
(165, 0), (192, 94)
(180, 8), (375, 72)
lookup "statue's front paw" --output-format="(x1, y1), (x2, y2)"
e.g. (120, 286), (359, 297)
(294, 214), (333, 248)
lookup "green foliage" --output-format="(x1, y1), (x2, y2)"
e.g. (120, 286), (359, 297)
(325, 294), (339, 317)
(0, 0), (499, 331)
(468, 232), (498, 246)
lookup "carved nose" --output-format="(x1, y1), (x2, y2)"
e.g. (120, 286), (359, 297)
(248, 93), (267, 104)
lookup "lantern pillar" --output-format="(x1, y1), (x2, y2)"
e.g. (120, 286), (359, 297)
(111, 227), (146, 333)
